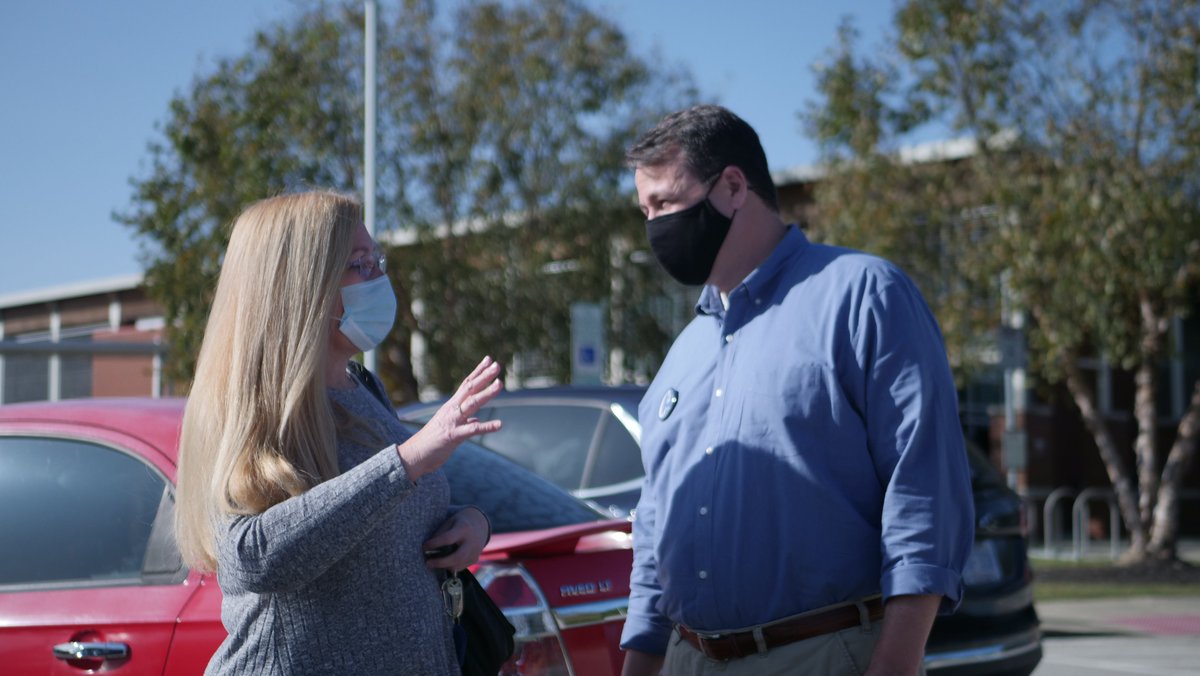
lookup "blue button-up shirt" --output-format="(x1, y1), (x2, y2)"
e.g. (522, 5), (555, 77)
(620, 227), (974, 655)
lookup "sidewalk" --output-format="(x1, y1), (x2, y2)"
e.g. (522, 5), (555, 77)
(1029, 537), (1200, 563)
(1038, 596), (1200, 637)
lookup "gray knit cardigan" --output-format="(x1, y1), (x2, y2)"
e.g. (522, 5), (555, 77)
(204, 380), (460, 675)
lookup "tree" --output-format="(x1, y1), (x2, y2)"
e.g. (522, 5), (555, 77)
(378, 0), (692, 394)
(118, 4), (366, 382)
(120, 0), (693, 399)
(804, 0), (1200, 562)
(803, 19), (1010, 382)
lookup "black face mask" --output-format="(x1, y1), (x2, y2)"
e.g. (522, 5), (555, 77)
(645, 180), (736, 286)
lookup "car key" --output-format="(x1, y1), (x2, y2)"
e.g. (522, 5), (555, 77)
(441, 571), (464, 620)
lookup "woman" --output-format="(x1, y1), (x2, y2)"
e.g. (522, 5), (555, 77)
(174, 191), (502, 675)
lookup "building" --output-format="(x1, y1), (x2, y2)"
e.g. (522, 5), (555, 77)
(0, 275), (170, 403)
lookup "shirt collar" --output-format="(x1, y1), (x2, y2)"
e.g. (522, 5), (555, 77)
(696, 225), (808, 316)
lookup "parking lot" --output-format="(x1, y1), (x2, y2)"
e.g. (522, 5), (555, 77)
(1034, 597), (1200, 675)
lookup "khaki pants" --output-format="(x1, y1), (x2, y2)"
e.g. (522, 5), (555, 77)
(661, 620), (895, 676)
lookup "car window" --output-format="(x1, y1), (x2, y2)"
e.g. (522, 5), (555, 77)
(473, 404), (602, 491)
(585, 411), (644, 488)
(0, 437), (167, 587)
(399, 406), (436, 424)
(440, 439), (603, 533)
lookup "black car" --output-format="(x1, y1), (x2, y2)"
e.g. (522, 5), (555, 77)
(923, 447), (1042, 675)
(400, 385), (1042, 675)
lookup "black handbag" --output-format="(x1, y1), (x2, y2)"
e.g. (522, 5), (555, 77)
(347, 362), (516, 674)
(455, 568), (517, 676)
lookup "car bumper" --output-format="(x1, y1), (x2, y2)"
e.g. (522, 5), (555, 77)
(926, 625), (1042, 675)
(926, 582), (1042, 676)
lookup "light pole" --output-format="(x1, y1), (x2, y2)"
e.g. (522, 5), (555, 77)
(363, 0), (378, 372)
(999, 270), (1027, 491)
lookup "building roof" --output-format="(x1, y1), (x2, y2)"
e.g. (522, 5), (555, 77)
(769, 130), (1017, 188)
(0, 273), (144, 311)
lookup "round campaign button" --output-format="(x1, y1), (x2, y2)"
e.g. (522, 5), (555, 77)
(658, 388), (679, 420)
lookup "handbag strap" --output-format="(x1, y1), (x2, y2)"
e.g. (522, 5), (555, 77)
(347, 360), (391, 410)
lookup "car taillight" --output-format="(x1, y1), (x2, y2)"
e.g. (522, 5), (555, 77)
(487, 571), (541, 607)
(476, 564), (572, 676)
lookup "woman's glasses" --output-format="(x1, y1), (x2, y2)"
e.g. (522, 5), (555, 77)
(347, 249), (386, 280)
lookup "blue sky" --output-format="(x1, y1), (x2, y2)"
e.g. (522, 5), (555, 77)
(0, 0), (894, 297)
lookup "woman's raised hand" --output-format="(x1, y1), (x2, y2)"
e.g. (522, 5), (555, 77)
(396, 356), (503, 480)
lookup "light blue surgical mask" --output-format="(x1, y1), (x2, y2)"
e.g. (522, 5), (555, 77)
(337, 275), (396, 352)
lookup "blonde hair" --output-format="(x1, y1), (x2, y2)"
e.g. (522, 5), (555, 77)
(174, 191), (362, 571)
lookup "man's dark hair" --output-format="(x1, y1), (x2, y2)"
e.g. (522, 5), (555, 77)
(627, 104), (779, 212)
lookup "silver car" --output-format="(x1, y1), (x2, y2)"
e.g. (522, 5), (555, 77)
(399, 385), (645, 517)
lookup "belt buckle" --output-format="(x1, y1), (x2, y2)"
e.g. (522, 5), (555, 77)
(693, 630), (726, 661)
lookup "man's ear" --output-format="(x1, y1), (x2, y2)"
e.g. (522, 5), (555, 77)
(720, 165), (750, 209)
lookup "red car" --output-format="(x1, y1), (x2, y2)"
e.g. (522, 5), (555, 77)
(0, 398), (632, 675)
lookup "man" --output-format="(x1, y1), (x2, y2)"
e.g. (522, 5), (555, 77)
(619, 105), (974, 676)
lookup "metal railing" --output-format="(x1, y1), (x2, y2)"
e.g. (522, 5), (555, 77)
(1071, 487), (1120, 560)
(1029, 485), (1200, 560)
(1041, 486), (1076, 556)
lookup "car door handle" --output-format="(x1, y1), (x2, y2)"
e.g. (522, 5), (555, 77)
(52, 641), (130, 661)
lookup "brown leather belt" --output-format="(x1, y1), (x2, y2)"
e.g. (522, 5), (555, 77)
(676, 596), (885, 662)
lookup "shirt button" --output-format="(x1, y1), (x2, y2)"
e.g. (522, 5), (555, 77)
(698, 570), (708, 579)
(724, 334), (733, 344)
(714, 388), (724, 398)
(705, 446), (714, 455)
(755, 298), (762, 305)
(699, 507), (709, 516)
